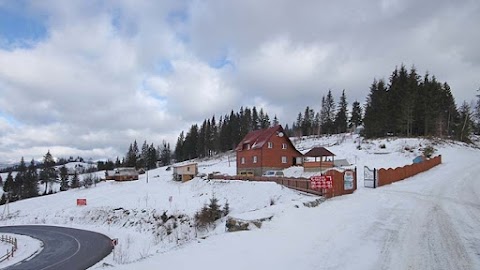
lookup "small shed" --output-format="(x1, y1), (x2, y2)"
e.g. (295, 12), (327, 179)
(173, 163), (198, 182)
(113, 167), (139, 181)
(303, 147), (335, 172)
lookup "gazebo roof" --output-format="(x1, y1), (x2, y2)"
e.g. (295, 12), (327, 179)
(303, 147), (335, 157)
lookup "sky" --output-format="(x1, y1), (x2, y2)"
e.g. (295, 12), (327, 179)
(0, 0), (479, 164)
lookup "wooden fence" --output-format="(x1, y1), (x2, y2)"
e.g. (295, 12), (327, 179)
(209, 168), (357, 198)
(0, 235), (18, 262)
(377, 155), (442, 187)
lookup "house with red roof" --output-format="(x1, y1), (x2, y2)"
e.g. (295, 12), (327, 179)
(235, 125), (303, 176)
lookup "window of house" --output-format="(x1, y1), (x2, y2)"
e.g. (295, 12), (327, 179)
(282, 143), (287, 149)
(268, 142), (273, 148)
(253, 156), (257, 163)
(187, 167), (190, 171)
(241, 157), (245, 164)
(281, 156), (287, 163)
(247, 144), (251, 150)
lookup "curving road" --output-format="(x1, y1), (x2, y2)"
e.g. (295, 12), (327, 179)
(0, 225), (113, 270)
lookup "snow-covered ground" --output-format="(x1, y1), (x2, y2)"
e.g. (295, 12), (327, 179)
(0, 135), (479, 269)
(0, 233), (43, 269)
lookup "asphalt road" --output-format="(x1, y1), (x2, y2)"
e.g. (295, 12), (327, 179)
(0, 225), (113, 270)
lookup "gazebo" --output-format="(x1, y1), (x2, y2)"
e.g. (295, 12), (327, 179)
(303, 147), (335, 172)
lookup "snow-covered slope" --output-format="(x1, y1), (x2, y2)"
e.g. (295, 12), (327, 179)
(0, 135), (479, 269)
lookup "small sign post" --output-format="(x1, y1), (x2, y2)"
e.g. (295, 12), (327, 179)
(76, 199), (87, 206)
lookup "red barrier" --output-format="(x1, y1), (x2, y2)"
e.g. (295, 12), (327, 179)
(377, 155), (442, 187)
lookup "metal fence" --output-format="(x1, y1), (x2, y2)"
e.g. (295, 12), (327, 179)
(364, 166), (377, 188)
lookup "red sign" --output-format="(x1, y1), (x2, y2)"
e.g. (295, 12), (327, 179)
(310, 175), (333, 189)
(76, 199), (87, 206)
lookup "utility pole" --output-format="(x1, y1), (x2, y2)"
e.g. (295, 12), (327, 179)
(145, 159), (149, 184)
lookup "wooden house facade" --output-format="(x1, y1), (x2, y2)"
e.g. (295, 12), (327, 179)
(235, 125), (303, 176)
(173, 163), (198, 182)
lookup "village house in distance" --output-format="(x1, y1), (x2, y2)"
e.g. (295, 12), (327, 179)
(236, 125), (303, 176)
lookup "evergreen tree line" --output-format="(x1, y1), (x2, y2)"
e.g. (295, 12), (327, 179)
(175, 106), (276, 162)
(475, 89), (480, 135)
(0, 155), (88, 174)
(0, 151), (93, 205)
(286, 90), (363, 137)
(123, 140), (172, 169)
(363, 64), (474, 141)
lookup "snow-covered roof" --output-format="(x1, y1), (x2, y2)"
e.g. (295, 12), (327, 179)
(303, 147), (335, 157)
(173, 163), (197, 168)
(235, 125), (298, 152)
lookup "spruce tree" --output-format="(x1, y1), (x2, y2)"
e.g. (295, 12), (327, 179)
(125, 143), (135, 167)
(210, 116), (218, 154)
(252, 107), (259, 130)
(160, 140), (171, 166)
(320, 90), (336, 134)
(475, 89), (480, 134)
(132, 140), (139, 168)
(295, 112), (303, 136)
(386, 65), (409, 135)
(301, 106), (313, 136)
(334, 90), (348, 133)
(364, 79), (388, 137)
(24, 159), (39, 198)
(59, 165), (69, 191)
(457, 101), (473, 142)
(140, 140), (148, 168)
(71, 171), (80, 188)
(198, 120), (207, 158)
(13, 157), (27, 200)
(40, 150), (57, 194)
(272, 115), (279, 126)
(115, 156), (121, 168)
(175, 132), (185, 161)
(148, 143), (158, 169)
(349, 100), (363, 129)
(3, 171), (14, 200)
(259, 108), (270, 129)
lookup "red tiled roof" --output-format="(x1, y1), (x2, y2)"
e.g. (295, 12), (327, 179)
(303, 147), (335, 157)
(235, 125), (284, 151)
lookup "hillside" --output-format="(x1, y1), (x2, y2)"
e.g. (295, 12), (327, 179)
(0, 135), (479, 269)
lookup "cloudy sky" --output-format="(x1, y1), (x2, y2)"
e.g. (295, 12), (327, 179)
(0, 0), (478, 164)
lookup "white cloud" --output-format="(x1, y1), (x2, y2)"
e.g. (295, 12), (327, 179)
(238, 37), (331, 98)
(147, 59), (238, 122)
(0, 0), (479, 163)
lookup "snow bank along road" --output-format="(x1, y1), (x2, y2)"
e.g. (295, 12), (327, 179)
(0, 225), (112, 270)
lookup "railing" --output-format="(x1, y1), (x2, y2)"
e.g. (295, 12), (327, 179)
(209, 174), (323, 194)
(0, 235), (18, 262)
(209, 168), (357, 198)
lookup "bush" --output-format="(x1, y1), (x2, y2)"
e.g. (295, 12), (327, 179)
(194, 195), (226, 230)
(422, 145), (436, 158)
(223, 200), (230, 216)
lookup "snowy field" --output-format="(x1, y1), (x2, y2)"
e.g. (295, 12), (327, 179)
(0, 135), (479, 269)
